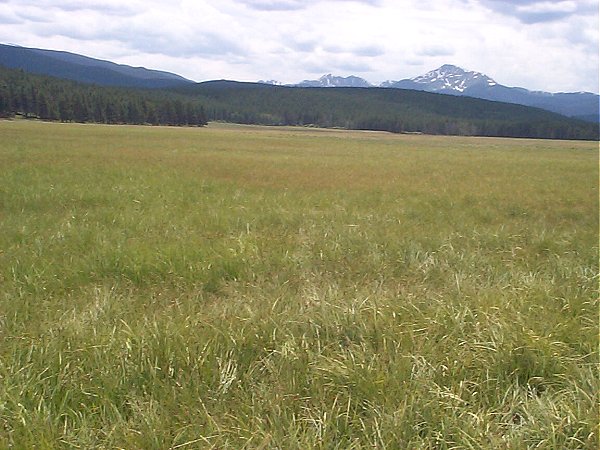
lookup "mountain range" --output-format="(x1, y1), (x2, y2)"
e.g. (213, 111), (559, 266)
(284, 65), (599, 122)
(168, 80), (597, 140)
(0, 43), (598, 124)
(2, 60), (597, 140)
(382, 65), (599, 122)
(296, 74), (372, 88)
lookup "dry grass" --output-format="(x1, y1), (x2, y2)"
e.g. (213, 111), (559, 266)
(0, 121), (598, 448)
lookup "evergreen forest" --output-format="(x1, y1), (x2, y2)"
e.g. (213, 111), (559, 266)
(1, 65), (598, 140)
(176, 81), (599, 140)
(0, 66), (207, 126)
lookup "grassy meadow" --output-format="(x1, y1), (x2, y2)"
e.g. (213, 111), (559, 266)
(0, 121), (598, 449)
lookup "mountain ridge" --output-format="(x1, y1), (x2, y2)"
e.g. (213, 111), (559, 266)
(384, 65), (599, 121)
(170, 80), (598, 140)
(261, 65), (598, 121)
(1, 43), (597, 122)
(0, 43), (194, 89)
(296, 74), (372, 88)
(1, 62), (597, 140)
(385, 64), (498, 92)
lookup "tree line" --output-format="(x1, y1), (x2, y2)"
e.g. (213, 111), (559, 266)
(173, 81), (599, 140)
(0, 66), (207, 126)
(1, 64), (597, 140)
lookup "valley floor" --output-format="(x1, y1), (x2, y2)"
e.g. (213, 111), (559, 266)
(0, 121), (598, 448)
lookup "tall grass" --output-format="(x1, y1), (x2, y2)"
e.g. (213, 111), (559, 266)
(0, 121), (597, 448)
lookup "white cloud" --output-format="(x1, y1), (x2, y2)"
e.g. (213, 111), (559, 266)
(0, 0), (597, 92)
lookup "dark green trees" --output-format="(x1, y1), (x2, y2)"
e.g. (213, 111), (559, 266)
(0, 66), (207, 126)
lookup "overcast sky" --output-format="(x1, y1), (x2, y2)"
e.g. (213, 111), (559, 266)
(0, 0), (598, 93)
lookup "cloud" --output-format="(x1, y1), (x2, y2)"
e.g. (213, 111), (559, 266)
(17, 0), (137, 16)
(353, 45), (386, 57)
(296, 53), (372, 74)
(336, 61), (373, 73)
(238, 0), (308, 11)
(289, 40), (318, 52)
(324, 44), (385, 57)
(11, 1), (247, 61)
(0, 0), (596, 92)
(418, 45), (455, 57)
(0, 10), (21, 24)
(237, 0), (381, 11)
(129, 32), (245, 59)
(405, 59), (425, 66)
(479, 0), (593, 23)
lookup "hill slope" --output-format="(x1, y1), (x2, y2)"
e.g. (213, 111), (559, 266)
(173, 81), (599, 140)
(0, 43), (193, 89)
(0, 65), (206, 125)
(2, 43), (597, 126)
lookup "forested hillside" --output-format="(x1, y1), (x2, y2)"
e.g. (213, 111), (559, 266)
(174, 81), (599, 140)
(0, 66), (207, 126)
(1, 64), (598, 140)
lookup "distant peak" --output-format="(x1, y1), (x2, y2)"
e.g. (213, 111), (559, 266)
(296, 73), (372, 88)
(257, 79), (282, 85)
(411, 64), (497, 92)
(438, 64), (464, 71)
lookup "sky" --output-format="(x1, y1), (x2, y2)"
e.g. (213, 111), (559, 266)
(0, 0), (598, 93)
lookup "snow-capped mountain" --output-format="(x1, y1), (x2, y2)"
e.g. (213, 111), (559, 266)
(384, 65), (599, 122)
(385, 64), (497, 93)
(259, 66), (597, 121)
(296, 74), (372, 88)
(257, 79), (283, 85)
